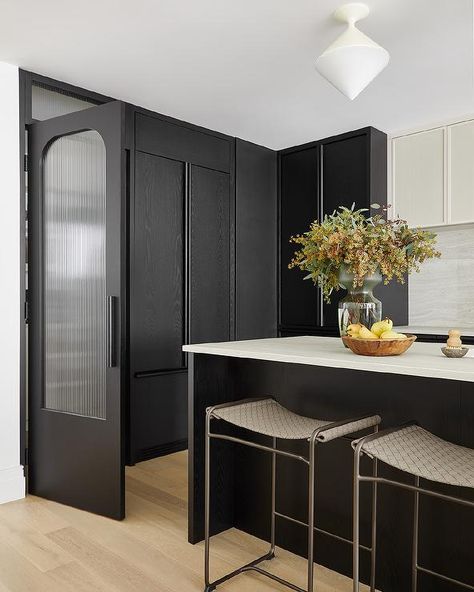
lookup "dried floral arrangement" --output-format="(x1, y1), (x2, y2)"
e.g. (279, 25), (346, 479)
(289, 204), (441, 302)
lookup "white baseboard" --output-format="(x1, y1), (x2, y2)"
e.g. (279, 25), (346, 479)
(0, 465), (25, 504)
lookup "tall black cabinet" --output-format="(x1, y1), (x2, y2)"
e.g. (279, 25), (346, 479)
(128, 111), (278, 463)
(128, 111), (233, 462)
(279, 127), (408, 337)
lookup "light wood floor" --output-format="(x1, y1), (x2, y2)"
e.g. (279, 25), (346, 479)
(0, 451), (366, 592)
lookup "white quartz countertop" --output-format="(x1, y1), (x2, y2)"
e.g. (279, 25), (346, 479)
(183, 336), (474, 383)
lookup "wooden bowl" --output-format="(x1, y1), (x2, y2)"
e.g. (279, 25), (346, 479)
(342, 334), (417, 356)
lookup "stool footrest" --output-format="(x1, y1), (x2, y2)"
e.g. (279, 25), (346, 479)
(417, 565), (474, 591)
(209, 431), (309, 464)
(359, 475), (474, 509)
(274, 510), (372, 553)
(243, 566), (306, 592)
(205, 550), (274, 591)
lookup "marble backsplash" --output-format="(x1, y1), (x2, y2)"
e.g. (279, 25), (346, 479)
(409, 224), (474, 328)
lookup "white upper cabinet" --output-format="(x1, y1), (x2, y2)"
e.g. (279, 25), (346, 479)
(448, 120), (474, 224)
(392, 128), (445, 227)
(391, 118), (474, 228)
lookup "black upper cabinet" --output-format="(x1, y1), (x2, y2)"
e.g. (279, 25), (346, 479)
(320, 133), (368, 215)
(279, 127), (408, 334)
(235, 139), (277, 340)
(280, 147), (320, 328)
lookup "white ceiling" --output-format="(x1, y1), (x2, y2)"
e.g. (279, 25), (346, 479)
(0, 0), (473, 149)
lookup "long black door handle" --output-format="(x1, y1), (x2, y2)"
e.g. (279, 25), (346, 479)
(107, 296), (117, 368)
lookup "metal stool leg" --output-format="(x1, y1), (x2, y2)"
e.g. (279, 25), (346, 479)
(353, 443), (363, 592)
(370, 449), (378, 591)
(204, 410), (213, 592)
(412, 475), (420, 592)
(308, 436), (317, 592)
(270, 437), (277, 556)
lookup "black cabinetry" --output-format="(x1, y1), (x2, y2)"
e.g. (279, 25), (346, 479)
(128, 114), (278, 463)
(128, 111), (235, 462)
(279, 127), (408, 336)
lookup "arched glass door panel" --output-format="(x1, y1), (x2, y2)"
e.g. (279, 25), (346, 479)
(43, 131), (107, 419)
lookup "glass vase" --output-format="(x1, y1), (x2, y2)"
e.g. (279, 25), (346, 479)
(338, 264), (382, 338)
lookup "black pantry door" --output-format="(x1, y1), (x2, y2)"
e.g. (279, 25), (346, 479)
(28, 101), (125, 519)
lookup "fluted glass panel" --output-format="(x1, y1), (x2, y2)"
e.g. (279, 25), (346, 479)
(43, 131), (107, 419)
(32, 84), (95, 121)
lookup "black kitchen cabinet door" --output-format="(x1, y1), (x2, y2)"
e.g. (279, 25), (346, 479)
(132, 151), (185, 372)
(320, 133), (370, 327)
(190, 165), (231, 343)
(320, 133), (368, 216)
(130, 372), (188, 461)
(235, 139), (277, 339)
(280, 147), (320, 328)
(129, 149), (188, 464)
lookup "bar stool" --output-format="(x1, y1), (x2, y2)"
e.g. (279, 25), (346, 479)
(204, 397), (381, 592)
(353, 422), (474, 592)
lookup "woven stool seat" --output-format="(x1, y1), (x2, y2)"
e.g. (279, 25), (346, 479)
(212, 398), (380, 442)
(360, 424), (474, 488)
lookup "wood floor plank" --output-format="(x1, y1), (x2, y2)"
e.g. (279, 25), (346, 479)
(126, 475), (188, 513)
(46, 561), (116, 592)
(0, 522), (73, 573)
(47, 526), (167, 592)
(0, 539), (67, 592)
(126, 465), (187, 501)
(0, 495), (69, 535)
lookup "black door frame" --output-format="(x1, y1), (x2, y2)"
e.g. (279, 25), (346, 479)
(19, 70), (114, 471)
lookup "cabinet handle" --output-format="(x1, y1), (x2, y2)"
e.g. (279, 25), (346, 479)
(107, 296), (117, 368)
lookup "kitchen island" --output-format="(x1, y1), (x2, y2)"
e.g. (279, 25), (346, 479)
(184, 336), (474, 591)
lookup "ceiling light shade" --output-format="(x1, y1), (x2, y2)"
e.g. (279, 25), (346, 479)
(315, 3), (390, 100)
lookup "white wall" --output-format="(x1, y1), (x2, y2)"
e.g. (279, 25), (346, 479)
(0, 61), (25, 504)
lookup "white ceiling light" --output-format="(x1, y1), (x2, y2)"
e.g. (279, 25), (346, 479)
(315, 2), (390, 100)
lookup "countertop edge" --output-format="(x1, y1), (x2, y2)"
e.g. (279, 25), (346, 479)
(182, 343), (474, 383)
